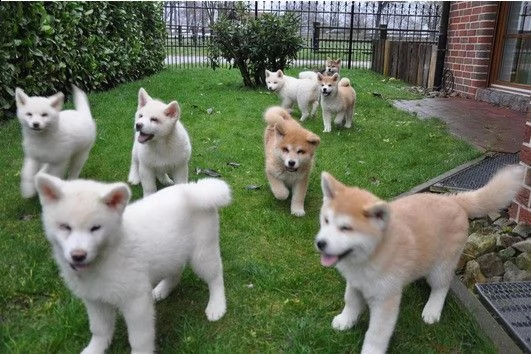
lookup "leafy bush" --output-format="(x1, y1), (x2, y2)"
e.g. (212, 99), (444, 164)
(0, 2), (166, 121)
(208, 5), (303, 87)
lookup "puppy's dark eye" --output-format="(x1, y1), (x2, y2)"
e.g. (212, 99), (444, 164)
(59, 223), (71, 232)
(138, 114), (143, 118)
(26, 112), (33, 117)
(42, 113), (48, 117)
(297, 149), (305, 155)
(150, 117), (158, 123)
(323, 217), (329, 224)
(282, 147), (289, 153)
(90, 225), (101, 233)
(339, 225), (352, 232)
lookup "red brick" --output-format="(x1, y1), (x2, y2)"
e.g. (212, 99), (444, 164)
(520, 144), (531, 165)
(517, 206), (531, 224)
(516, 187), (531, 207)
(525, 165), (531, 186)
(509, 202), (519, 220)
(525, 122), (531, 143)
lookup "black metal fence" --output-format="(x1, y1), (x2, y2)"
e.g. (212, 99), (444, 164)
(164, 1), (442, 71)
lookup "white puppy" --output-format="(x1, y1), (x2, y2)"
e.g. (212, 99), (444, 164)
(35, 172), (231, 353)
(15, 86), (96, 198)
(265, 69), (320, 122)
(127, 88), (191, 196)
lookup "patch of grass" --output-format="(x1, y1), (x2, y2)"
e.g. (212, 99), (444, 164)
(0, 67), (492, 353)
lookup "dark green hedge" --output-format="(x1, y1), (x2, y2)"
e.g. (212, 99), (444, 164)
(0, 2), (166, 121)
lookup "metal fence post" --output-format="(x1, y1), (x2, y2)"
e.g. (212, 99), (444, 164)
(379, 24), (388, 40)
(313, 22), (320, 52)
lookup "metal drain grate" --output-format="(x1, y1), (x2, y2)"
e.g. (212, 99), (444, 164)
(475, 281), (531, 353)
(430, 153), (519, 192)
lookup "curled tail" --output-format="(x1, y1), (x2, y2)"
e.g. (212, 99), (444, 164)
(72, 85), (92, 119)
(339, 78), (351, 87)
(184, 178), (232, 210)
(264, 106), (292, 127)
(451, 164), (524, 219)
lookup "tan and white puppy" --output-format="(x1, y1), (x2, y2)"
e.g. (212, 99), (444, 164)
(317, 73), (356, 133)
(315, 165), (524, 354)
(127, 88), (191, 197)
(299, 58), (342, 80)
(265, 69), (320, 122)
(264, 106), (320, 216)
(15, 86), (96, 198)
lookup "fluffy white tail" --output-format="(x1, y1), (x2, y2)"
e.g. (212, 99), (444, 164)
(451, 164), (524, 219)
(72, 85), (92, 118)
(184, 178), (232, 210)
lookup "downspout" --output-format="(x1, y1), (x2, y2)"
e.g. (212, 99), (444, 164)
(434, 1), (450, 90)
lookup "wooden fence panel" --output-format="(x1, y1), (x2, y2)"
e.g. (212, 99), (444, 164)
(373, 39), (437, 89)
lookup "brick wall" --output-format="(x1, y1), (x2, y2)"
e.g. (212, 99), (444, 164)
(509, 119), (531, 224)
(446, 2), (498, 98)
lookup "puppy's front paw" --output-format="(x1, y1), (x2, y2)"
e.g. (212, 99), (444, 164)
(421, 306), (441, 324)
(205, 300), (226, 321)
(271, 186), (289, 200)
(128, 174), (140, 185)
(332, 313), (355, 331)
(291, 207), (305, 217)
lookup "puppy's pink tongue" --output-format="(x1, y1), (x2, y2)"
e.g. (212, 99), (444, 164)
(320, 254), (338, 267)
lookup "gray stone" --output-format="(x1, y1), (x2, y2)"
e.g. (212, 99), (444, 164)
(498, 247), (516, 260)
(512, 240), (531, 253)
(492, 217), (515, 229)
(498, 234), (524, 248)
(503, 261), (531, 282)
(487, 211), (502, 223)
(515, 252), (531, 272)
(462, 260), (486, 289)
(512, 222), (531, 239)
(462, 232), (497, 258)
(477, 252), (505, 277)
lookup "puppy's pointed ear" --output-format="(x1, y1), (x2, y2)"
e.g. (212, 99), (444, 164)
(317, 72), (324, 81)
(274, 123), (286, 140)
(265, 69), (271, 77)
(306, 132), (320, 146)
(164, 101), (181, 119)
(331, 73), (339, 82)
(138, 88), (151, 109)
(101, 183), (131, 214)
(276, 70), (283, 78)
(363, 201), (390, 231)
(15, 88), (29, 107)
(35, 173), (64, 204)
(49, 92), (64, 111)
(321, 172), (342, 200)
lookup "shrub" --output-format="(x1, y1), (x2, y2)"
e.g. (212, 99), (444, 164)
(0, 2), (166, 121)
(208, 5), (303, 88)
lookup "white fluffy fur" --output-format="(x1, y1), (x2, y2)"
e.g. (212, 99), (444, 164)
(127, 88), (191, 197)
(35, 173), (232, 353)
(265, 69), (320, 122)
(15, 86), (96, 198)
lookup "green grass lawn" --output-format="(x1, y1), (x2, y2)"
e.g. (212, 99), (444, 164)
(0, 67), (493, 353)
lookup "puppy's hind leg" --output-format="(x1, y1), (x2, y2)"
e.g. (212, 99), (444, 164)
(139, 164), (157, 196)
(190, 218), (226, 321)
(152, 270), (183, 301)
(171, 164), (189, 184)
(422, 263), (454, 324)
(67, 149), (90, 179)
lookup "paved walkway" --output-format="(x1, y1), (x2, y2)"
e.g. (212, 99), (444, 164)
(393, 97), (528, 153)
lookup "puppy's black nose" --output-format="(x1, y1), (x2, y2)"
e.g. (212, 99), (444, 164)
(288, 160), (296, 167)
(71, 251), (86, 263)
(32, 122), (40, 128)
(316, 240), (327, 251)
(135, 123), (143, 131)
